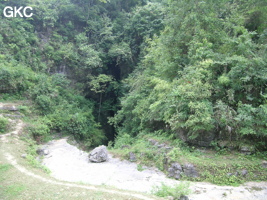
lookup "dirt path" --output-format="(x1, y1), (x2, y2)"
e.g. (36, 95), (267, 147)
(42, 138), (176, 193)
(3, 152), (155, 200)
(42, 138), (267, 200)
(0, 103), (156, 200)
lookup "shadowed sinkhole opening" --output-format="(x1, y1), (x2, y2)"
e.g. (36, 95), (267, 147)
(88, 62), (122, 145)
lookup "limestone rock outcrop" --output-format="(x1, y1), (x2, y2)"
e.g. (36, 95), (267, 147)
(89, 145), (108, 163)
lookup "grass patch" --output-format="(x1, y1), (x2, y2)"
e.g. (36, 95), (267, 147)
(0, 164), (26, 198)
(0, 164), (12, 182)
(0, 164), (12, 173)
(24, 138), (51, 174)
(152, 182), (191, 199)
(2, 184), (26, 198)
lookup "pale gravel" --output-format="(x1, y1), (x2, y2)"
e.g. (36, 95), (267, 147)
(42, 138), (173, 193)
(1, 102), (267, 200)
(42, 138), (267, 200)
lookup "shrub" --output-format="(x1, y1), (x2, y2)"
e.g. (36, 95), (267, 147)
(27, 120), (50, 143)
(114, 133), (135, 149)
(0, 117), (9, 133)
(0, 63), (37, 94)
(152, 182), (191, 199)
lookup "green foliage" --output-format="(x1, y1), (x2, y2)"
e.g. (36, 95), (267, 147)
(152, 182), (191, 199)
(26, 119), (51, 143)
(89, 74), (114, 94)
(167, 148), (182, 163)
(3, 184), (26, 198)
(24, 138), (51, 174)
(0, 164), (11, 174)
(113, 133), (135, 149)
(0, 63), (37, 94)
(1, 0), (266, 153)
(0, 117), (9, 134)
(236, 103), (267, 137)
(137, 164), (145, 171)
(1, 0), (166, 146)
(112, 0), (267, 149)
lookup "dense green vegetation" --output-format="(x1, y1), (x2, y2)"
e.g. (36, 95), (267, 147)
(110, 133), (267, 186)
(0, 117), (9, 133)
(0, 0), (165, 146)
(0, 0), (267, 184)
(111, 0), (267, 150)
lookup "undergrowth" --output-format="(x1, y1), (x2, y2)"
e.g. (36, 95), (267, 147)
(152, 182), (191, 199)
(0, 116), (9, 134)
(111, 132), (267, 186)
(23, 138), (51, 174)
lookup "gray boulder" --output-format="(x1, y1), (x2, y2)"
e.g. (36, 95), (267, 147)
(241, 169), (248, 176)
(89, 145), (108, 163)
(129, 152), (136, 162)
(168, 162), (183, 179)
(180, 195), (189, 200)
(240, 146), (254, 155)
(183, 163), (199, 178)
(0, 105), (18, 111)
(21, 154), (27, 158)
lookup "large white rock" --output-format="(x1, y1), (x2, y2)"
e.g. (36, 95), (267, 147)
(89, 145), (108, 163)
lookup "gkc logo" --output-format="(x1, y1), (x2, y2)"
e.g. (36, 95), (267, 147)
(3, 6), (33, 18)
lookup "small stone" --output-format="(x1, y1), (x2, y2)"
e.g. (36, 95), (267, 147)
(262, 161), (267, 168)
(0, 106), (18, 111)
(168, 162), (182, 179)
(241, 169), (248, 176)
(3, 114), (22, 119)
(21, 154), (27, 158)
(157, 144), (165, 148)
(240, 146), (254, 155)
(36, 148), (46, 156)
(183, 163), (199, 178)
(165, 146), (173, 151)
(129, 152), (136, 162)
(227, 173), (233, 176)
(121, 145), (130, 149)
(148, 139), (158, 145)
(167, 196), (174, 200)
(180, 195), (189, 200)
(43, 149), (49, 155)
